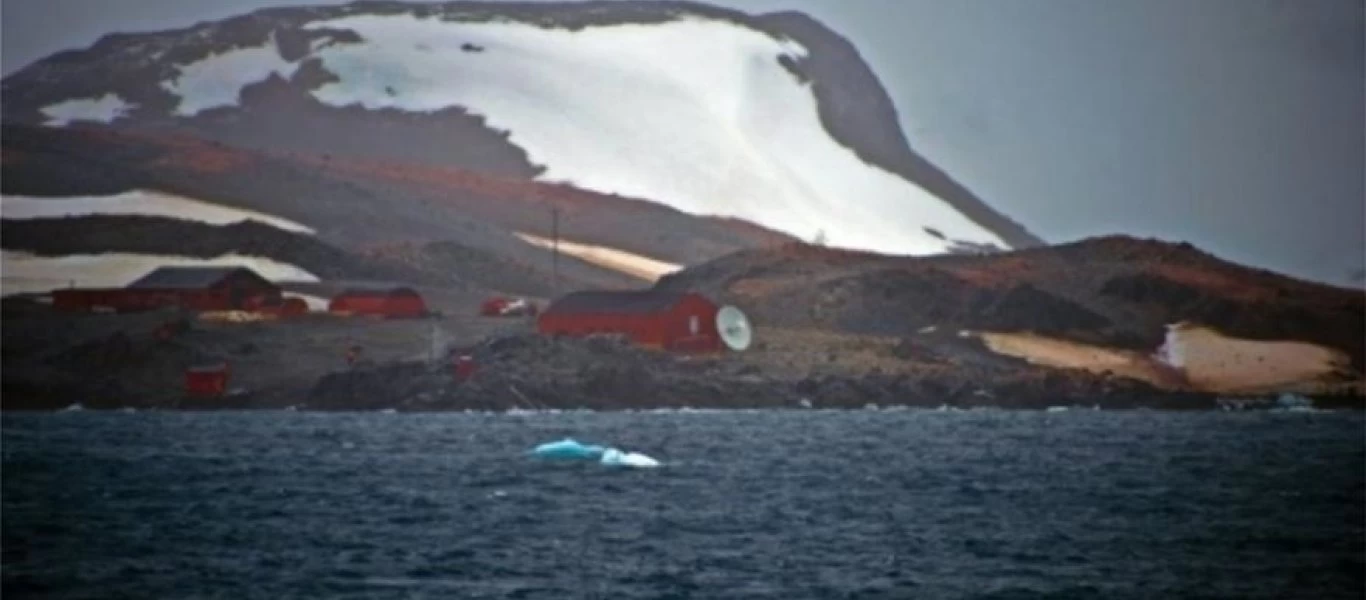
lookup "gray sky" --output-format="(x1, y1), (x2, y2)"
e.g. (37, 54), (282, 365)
(3, 0), (1363, 284)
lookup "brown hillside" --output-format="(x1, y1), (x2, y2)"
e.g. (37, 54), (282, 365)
(0, 124), (793, 266)
(657, 236), (1366, 369)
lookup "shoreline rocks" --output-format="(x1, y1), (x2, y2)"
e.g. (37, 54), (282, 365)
(298, 334), (1359, 413)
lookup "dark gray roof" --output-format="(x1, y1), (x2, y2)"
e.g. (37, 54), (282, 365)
(127, 266), (270, 290)
(544, 290), (689, 315)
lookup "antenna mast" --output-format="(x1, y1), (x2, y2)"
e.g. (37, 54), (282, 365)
(551, 205), (560, 299)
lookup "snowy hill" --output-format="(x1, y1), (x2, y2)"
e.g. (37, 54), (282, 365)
(1, 0), (1038, 259)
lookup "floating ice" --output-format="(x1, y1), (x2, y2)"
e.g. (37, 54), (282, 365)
(530, 438), (660, 468)
(1273, 393), (1315, 412)
(530, 438), (606, 460)
(599, 448), (661, 469)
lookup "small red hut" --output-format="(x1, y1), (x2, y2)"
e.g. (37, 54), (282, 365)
(537, 290), (722, 352)
(328, 287), (427, 318)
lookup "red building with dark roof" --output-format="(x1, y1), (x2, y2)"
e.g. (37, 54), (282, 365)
(537, 290), (722, 352)
(52, 266), (281, 313)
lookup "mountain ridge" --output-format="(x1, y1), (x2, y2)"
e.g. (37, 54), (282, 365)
(1, 0), (1040, 256)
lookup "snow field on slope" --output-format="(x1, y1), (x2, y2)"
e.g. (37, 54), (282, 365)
(160, 40), (299, 116)
(298, 15), (1007, 255)
(0, 251), (320, 296)
(1, 190), (315, 233)
(40, 93), (134, 126)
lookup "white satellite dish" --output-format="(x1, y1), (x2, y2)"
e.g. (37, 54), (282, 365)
(716, 305), (753, 351)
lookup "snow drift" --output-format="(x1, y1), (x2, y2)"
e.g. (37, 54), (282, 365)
(2, 190), (314, 234)
(1, 251), (319, 296)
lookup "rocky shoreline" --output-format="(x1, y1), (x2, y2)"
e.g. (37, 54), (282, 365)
(304, 336), (1360, 410)
(4, 307), (1360, 413)
(305, 334), (1358, 412)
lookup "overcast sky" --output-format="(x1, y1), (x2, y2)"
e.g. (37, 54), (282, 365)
(2, 0), (1362, 284)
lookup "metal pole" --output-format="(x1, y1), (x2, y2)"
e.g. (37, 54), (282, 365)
(551, 206), (560, 298)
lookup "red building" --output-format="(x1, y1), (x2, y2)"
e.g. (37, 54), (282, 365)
(537, 290), (722, 352)
(52, 266), (281, 313)
(328, 287), (428, 318)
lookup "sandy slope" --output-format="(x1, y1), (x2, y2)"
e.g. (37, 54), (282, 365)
(978, 326), (1358, 394)
(515, 232), (680, 282)
(1155, 323), (1356, 393)
(976, 332), (1186, 389)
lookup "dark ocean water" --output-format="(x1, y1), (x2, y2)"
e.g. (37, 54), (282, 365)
(3, 408), (1363, 599)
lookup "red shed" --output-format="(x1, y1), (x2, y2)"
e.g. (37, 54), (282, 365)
(329, 287), (428, 318)
(537, 290), (722, 352)
(185, 363), (230, 398)
(53, 266), (280, 313)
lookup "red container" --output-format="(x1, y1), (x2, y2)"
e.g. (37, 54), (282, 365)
(185, 363), (230, 398)
(453, 355), (477, 382)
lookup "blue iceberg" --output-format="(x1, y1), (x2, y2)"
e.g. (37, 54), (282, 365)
(530, 438), (607, 460)
(529, 439), (660, 468)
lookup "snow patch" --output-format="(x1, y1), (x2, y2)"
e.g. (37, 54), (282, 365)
(1154, 323), (1187, 368)
(161, 39), (299, 116)
(1, 190), (314, 234)
(284, 292), (330, 311)
(1, 251), (319, 296)
(40, 93), (134, 126)
(302, 15), (1006, 256)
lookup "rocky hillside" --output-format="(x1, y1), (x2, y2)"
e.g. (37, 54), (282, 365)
(1, 123), (776, 295)
(657, 236), (1366, 369)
